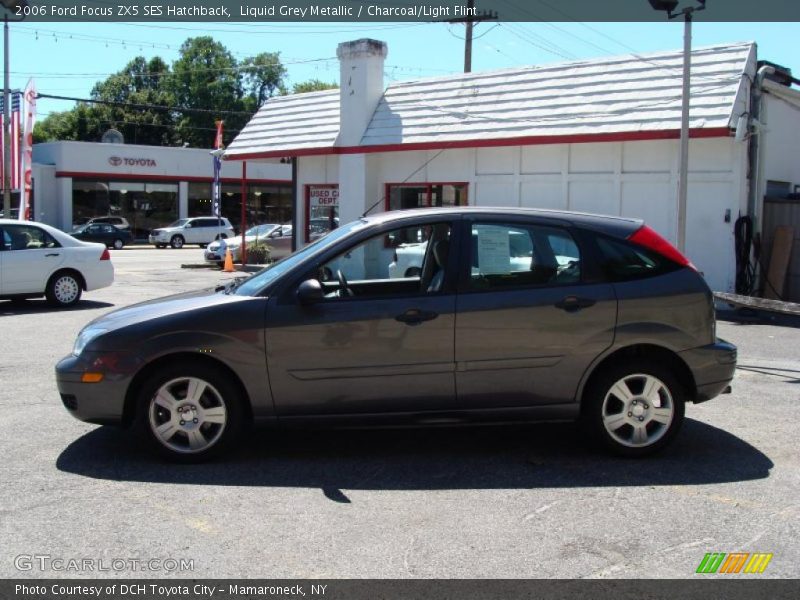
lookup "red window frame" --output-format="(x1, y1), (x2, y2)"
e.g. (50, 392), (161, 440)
(384, 182), (469, 212)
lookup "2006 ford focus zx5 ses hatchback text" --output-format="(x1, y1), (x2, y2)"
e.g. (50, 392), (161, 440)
(56, 208), (736, 461)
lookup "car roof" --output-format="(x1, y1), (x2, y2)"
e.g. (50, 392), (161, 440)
(0, 219), (90, 247)
(361, 206), (643, 238)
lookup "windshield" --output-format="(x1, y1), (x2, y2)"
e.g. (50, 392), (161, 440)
(245, 224), (278, 237)
(167, 219), (188, 228)
(234, 219), (367, 297)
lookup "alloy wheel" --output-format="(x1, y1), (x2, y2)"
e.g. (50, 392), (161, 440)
(601, 373), (674, 448)
(148, 377), (227, 454)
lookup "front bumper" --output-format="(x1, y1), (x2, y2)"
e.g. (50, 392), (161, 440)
(679, 339), (737, 403)
(204, 247), (241, 263)
(56, 353), (135, 426)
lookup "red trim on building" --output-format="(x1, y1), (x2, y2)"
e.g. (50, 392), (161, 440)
(224, 127), (733, 161)
(55, 171), (290, 185)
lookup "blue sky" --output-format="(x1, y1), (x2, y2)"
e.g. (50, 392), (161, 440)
(5, 20), (799, 120)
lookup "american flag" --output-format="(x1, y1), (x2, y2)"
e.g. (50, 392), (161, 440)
(0, 92), (22, 192)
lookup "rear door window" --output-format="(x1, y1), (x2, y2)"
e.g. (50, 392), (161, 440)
(468, 222), (581, 290)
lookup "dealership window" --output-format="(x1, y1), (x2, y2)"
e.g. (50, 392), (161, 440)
(188, 182), (212, 218)
(305, 184), (339, 241)
(387, 183), (468, 211)
(189, 182), (291, 233)
(72, 179), (177, 239)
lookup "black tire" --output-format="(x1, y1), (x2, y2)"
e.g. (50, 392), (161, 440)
(581, 360), (685, 457)
(134, 362), (245, 462)
(199, 243), (207, 249)
(170, 235), (185, 249)
(45, 270), (83, 307)
(112, 238), (124, 250)
(405, 266), (422, 277)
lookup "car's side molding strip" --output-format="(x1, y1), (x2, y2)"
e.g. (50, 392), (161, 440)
(289, 362), (455, 380)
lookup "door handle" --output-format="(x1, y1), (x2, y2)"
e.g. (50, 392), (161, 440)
(395, 308), (438, 326)
(45, 253), (60, 257)
(554, 296), (596, 312)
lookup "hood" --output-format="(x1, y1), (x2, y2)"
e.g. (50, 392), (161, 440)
(85, 287), (253, 332)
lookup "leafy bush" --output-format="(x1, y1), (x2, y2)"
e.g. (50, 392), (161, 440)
(246, 242), (271, 264)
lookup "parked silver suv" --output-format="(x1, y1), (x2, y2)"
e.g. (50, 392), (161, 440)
(58, 207), (736, 461)
(149, 217), (235, 249)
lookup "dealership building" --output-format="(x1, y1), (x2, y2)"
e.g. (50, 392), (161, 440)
(30, 142), (291, 238)
(224, 38), (800, 295)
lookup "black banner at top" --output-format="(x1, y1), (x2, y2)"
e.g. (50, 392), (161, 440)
(2, 0), (800, 23)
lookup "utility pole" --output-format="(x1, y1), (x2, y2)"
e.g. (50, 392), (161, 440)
(448, 0), (498, 73)
(1, 0), (27, 216)
(3, 15), (10, 214)
(649, 0), (707, 253)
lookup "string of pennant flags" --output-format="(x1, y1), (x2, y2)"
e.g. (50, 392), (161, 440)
(1, 78), (37, 221)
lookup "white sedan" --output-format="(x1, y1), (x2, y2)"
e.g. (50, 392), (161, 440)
(0, 219), (114, 307)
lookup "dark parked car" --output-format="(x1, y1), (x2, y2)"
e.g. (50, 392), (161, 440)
(56, 207), (736, 461)
(71, 223), (134, 249)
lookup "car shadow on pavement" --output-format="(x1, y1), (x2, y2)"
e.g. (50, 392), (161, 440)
(56, 418), (772, 500)
(0, 299), (114, 316)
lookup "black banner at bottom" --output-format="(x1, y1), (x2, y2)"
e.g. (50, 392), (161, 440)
(3, 579), (800, 600)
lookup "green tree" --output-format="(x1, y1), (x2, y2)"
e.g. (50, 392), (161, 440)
(291, 79), (338, 94)
(241, 52), (287, 106)
(89, 56), (177, 145)
(34, 37), (287, 147)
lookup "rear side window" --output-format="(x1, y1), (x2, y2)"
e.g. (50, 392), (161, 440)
(595, 235), (680, 282)
(468, 222), (581, 290)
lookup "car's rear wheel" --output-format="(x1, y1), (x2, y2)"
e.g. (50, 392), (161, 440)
(199, 243), (207, 249)
(45, 271), (83, 307)
(135, 363), (244, 462)
(583, 361), (684, 457)
(170, 235), (184, 249)
(113, 238), (124, 250)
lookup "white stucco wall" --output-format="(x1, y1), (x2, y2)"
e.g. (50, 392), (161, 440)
(298, 136), (748, 292)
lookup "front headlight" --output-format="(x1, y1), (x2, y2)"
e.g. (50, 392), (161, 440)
(72, 327), (109, 356)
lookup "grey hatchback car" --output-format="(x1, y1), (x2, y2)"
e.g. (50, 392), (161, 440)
(56, 207), (736, 461)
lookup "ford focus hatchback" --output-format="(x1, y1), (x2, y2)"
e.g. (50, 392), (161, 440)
(57, 208), (736, 461)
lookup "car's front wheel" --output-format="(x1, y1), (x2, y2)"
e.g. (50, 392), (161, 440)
(135, 363), (244, 462)
(170, 235), (185, 249)
(583, 361), (685, 457)
(45, 270), (83, 307)
(112, 238), (124, 250)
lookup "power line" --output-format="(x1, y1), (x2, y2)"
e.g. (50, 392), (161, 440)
(499, 23), (577, 60)
(36, 93), (256, 117)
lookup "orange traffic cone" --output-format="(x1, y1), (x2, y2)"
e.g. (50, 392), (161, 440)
(223, 248), (235, 272)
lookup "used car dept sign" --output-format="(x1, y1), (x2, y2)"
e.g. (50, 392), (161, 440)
(108, 156), (157, 167)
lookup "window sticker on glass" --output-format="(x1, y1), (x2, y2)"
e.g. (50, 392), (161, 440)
(477, 226), (511, 274)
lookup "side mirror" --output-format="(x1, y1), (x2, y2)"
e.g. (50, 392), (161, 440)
(297, 279), (324, 306)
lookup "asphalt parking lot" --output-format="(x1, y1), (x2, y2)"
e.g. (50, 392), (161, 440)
(1, 247), (798, 579)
